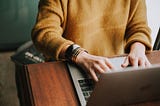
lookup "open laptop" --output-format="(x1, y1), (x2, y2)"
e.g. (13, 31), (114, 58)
(66, 56), (160, 106)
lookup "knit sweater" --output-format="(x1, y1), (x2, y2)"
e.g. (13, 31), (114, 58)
(32, 0), (152, 60)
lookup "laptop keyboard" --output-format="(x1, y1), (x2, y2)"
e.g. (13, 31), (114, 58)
(78, 78), (95, 101)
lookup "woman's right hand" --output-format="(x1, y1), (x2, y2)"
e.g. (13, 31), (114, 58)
(75, 51), (116, 82)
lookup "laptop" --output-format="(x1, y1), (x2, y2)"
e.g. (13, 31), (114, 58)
(66, 56), (160, 106)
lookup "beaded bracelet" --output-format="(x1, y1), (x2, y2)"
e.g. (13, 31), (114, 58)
(65, 44), (88, 62)
(71, 48), (87, 62)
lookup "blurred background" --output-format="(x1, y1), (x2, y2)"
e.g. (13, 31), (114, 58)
(0, 0), (39, 106)
(0, 0), (38, 50)
(0, 0), (159, 106)
(146, 0), (160, 46)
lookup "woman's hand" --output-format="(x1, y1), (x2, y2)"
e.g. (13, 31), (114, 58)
(75, 52), (116, 82)
(122, 42), (150, 68)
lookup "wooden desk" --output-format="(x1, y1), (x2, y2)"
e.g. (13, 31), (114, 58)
(18, 51), (160, 106)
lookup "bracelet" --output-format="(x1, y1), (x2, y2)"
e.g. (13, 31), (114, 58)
(71, 48), (87, 62)
(65, 44), (88, 62)
(65, 44), (80, 60)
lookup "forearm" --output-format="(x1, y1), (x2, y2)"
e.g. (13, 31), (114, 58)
(32, 0), (74, 60)
(130, 42), (146, 54)
(125, 0), (152, 53)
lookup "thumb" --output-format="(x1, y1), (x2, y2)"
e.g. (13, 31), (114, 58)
(121, 57), (129, 68)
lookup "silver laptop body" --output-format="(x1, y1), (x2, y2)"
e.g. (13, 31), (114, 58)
(66, 57), (160, 106)
(87, 64), (160, 106)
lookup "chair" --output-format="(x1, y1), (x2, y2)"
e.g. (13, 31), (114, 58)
(153, 28), (160, 50)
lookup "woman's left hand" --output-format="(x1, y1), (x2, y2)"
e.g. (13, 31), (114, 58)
(121, 42), (151, 68)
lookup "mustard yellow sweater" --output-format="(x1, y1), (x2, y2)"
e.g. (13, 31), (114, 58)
(32, 0), (152, 60)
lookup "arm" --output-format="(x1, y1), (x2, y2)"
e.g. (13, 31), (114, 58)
(123, 0), (152, 67)
(32, 0), (73, 60)
(124, 0), (152, 52)
(32, 0), (115, 82)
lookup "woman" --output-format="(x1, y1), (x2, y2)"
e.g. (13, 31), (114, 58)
(32, 0), (152, 81)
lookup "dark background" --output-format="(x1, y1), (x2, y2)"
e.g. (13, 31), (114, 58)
(0, 0), (38, 51)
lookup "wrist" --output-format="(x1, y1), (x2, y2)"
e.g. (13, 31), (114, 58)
(130, 42), (146, 53)
(59, 44), (71, 59)
(65, 44), (88, 63)
(75, 50), (89, 63)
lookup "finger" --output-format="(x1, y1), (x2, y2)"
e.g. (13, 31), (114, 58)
(94, 64), (106, 73)
(121, 57), (129, 68)
(104, 66), (112, 72)
(138, 59), (145, 67)
(145, 59), (151, 67)
(131, 57), (138, 68)
(104, 58), (116, 70)
(98, 62), (111, 72)
(90, 70), (99, 82)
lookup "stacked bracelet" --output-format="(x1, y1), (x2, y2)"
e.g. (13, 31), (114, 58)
(65, 44), (88, 62)
(71, 48), (87, 62)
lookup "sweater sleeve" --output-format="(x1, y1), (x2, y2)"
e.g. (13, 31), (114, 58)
(124, 0), (152, 53)
(31, 0), (73, 60)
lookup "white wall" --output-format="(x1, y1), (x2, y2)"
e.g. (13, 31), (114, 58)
(146, 0), (160, 46)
